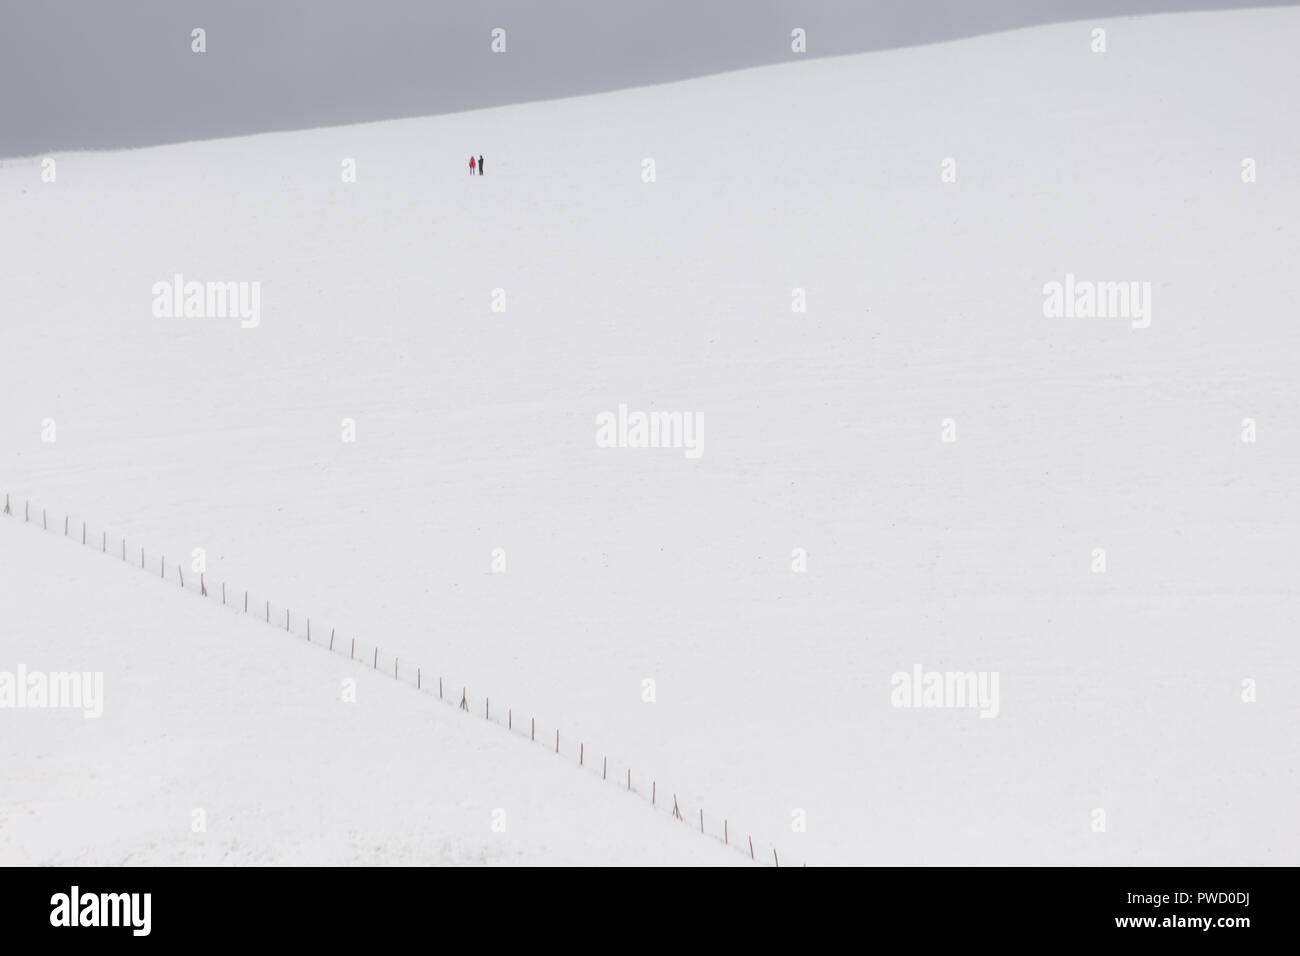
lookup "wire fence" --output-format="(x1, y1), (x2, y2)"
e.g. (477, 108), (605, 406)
(1, 489), (794, 867)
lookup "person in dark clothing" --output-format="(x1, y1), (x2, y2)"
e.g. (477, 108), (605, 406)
(478, 155), (484, 176)
(469, 156), (476, 175)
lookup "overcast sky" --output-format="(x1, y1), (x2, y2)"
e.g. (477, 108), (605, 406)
(1, 0), (1292, 157)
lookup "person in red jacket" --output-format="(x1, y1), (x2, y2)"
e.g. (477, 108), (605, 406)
(469, 155), (476, 175)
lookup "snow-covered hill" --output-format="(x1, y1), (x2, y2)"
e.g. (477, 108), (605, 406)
(2, 8), (1298, 864)
(0, 517), (744, 865)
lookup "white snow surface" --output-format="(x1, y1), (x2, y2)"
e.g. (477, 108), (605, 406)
(2, 9), (1299, 865)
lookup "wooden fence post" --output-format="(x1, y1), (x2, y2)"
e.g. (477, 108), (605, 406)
(603, 756), (606, 780)
(580, 743), (583, 766)
(330, 629), (335, 651)
(749, 836), (754, 860)
(200, 573), (206, 596)
(373, 648), (378, 669)
(725, 820), (729, 845)
(774, 849), (779, 868)
(351, 638), (355, 660)
(82, 522), (86, 544)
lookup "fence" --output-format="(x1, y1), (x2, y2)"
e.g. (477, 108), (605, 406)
(0, 489), (794, 867)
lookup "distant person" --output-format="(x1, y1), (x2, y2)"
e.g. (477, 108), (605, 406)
(469, 156), (476, 175)
(478, 155), (484, 176)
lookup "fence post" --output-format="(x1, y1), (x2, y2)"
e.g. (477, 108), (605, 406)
(330, 629), (335, 651)
(373, 648), (377, 669)
(700, 808), (704, 832)
(750, 836), (754, 860)
(161, 556), (164, 578)
(395, 658), (399, 680)
(141, 547), (144, 568)
(531, 717), (534, 741)
(102, 531), (105, 552)
(485, 698), (489, 720)
(82, 522), (85, 544)
(439, 678), (443, 699)
(43, 509), (46, 530)
(418, 668), (421, 690)
(222, 583), (226, 605)
(178, 566), (183, 588)
(603, 756), (606, 780)
(307, 619), (310, 641)
(25, 501), (29, 522)
(351, 638), (355, 660)
(65, 516), (68, 536)
(774, 849), (779, 868)
(286, 609), (290, 632)
(725, 820), (728, 845)
(627, 768), (630, 790)
(555, 729), (559, 754)
(200, 573), (206, 596)
(266, 600), (269, 622)
(244, 591), (248, 612)
(653, 782), (656, 806)
(580, 743), (583, 766)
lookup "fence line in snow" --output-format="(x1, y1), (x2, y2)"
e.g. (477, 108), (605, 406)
(0, 490), (793, 867)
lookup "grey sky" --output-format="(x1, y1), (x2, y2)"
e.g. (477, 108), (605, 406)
(1, 1), (1292, 157)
